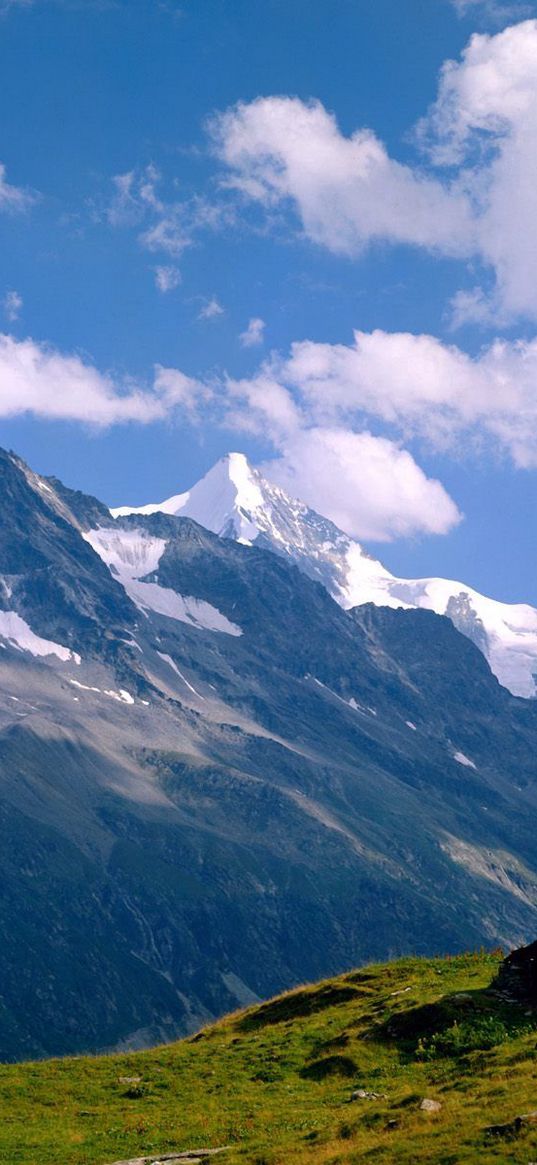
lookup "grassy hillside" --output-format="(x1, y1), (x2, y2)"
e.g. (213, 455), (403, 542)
(2, 951), (537, 1164)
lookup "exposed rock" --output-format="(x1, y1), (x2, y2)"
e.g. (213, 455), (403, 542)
(350, 1088), (387, 1101)
(420, 1098), (442, 1112)
(485, 1111), (537, 1139)
(496, 941), (537, 1006)
(108, 1149), (229, 1165)
(485, 1118), (523, 1139)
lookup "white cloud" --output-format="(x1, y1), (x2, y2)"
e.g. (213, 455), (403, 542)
(198, 297), (224, 320)
(153, 364), (210, 413)
(2, 290), (22, 322)
(0, 327), (468, 541)
(154, 265), (181, 293)
(418, 19), (537, 322)
(210, 96), (474, 258)
(448, 286), (496, 328)
(450, 0), (534, 22)
(0, 163), (34, 212)
(105, 165), (193, 258)
(209, 22), (537, 324)
(233, 328), (537, 469)
(0, 333), (167, 426)
(239, 316), (265, 347)
(105, 165), (231, 266)
(261, 428), (461, 542)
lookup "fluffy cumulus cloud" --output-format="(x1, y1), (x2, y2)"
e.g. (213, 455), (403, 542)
(233, 329), (537, 469)
(153, 363), (210, 414)
(210, 20), (537, 324)
(418, 19), (537, 322)
(239, 317), (265, 347)
(211, 97), (474, 258)
(161, 319), (537, 537)
(260, 429), (460, 542)
(0, 334), (170, 425)
(0, 328), (483, 540)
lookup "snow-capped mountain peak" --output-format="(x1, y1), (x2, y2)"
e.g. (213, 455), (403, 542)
(112, 453), (537, 698)
(112, 452), (266, 543)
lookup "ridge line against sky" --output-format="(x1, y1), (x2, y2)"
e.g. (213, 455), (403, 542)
(0, 1), (536, 600)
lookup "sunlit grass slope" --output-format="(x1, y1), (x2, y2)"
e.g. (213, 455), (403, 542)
(2, 951), (537, 1164)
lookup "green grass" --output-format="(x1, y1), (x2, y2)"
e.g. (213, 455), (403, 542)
(2, 951), (537, 1164)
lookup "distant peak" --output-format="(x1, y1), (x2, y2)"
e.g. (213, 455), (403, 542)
(218, 451), (252, 472)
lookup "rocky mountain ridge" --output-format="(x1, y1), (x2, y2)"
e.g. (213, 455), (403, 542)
(114, 452), (537, 697)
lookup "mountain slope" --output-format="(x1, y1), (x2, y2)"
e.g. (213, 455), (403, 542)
(2, 950), (537, 1165)
(2, 446), (537, 1060)
(113, 453), (537, 697)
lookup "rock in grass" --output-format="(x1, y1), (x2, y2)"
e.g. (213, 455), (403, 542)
(108, 1149), (230, 1165)
(420, 1098), (442, 1112)
(350, 1088), (387, 1101)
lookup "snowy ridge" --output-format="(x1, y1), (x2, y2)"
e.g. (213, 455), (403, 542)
(84, 526), (242, 636)
(112, 453), (537, 697)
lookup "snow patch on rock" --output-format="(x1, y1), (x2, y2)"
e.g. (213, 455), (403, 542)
(453, 750), (477, 769)
(157, 651), (205, 699)
(0, 611), (80, 665)
(84, 526), (242, 637)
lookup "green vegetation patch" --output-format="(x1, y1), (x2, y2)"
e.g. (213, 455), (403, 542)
(2, 952), (537, 1165)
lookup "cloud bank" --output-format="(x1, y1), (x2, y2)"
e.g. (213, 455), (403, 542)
(8, 316), (537, 538)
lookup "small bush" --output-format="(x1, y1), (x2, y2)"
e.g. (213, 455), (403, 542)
(416, 1016), (511, 1060)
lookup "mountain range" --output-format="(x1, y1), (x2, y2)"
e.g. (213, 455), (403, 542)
(1, 445), (537, 1062)
(114, 453), (537, 698)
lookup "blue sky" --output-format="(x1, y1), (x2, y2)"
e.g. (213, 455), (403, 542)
(1, 0), (537, 601)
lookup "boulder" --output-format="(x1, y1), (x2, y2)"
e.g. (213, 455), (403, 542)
(496, 940), (537, 1004)
(350, 1089), (387, 1101)
(420, 1098), (442, 1112)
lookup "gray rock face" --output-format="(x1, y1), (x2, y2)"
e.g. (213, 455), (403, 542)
(2, 447), (537, 1061)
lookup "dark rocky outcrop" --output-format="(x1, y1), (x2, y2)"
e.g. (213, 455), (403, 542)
(496, 940), (537, 1004)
